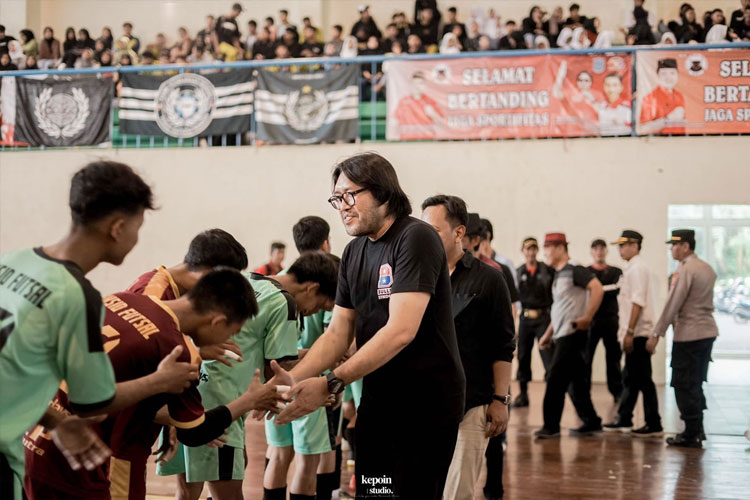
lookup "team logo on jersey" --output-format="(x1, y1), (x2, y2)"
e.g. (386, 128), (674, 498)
(34, 87), (90, 139)
(155, 73), (217, 138)
(377, 263), (393, 299)
(285, 85), (329, 132)
(685, 54), (708, 76)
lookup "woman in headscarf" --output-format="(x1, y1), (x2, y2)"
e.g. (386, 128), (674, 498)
(705, 23), (729, 43)
(8, 40), (25, 68)
(570, 26), (591, 49)
(534, 34), (551, 49)
(0, 52), (18, 71)
(340, 35), (358, 58)
(439, 32), (461, 54)
(669, 4), (704, 43)
(658, 32), (677, 45)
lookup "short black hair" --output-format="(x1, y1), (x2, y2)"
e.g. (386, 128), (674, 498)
(482, 218), (494, 241)
(506, 20), (517, 26)
(287, 251), (339, 300)
(271, 241), (286, 252)
(448, 7), (457, 14)
(248, 20), (257, 26)
(421, 195), (468, 229)
(123, 22), (133, 28)
(591, 239), (607, 248)
(479, 218), (493, 242)
(280, 9), (289, 15)
(333, 24), (343, 32)
(69, 161), (154, 225)
(293, 216), (330, 252)
(570, 3), (581, 11)
(0, 25), (5, 33)
(184, 229), (248, 270)
(188, 267), (257, 324)
(332, 152), (412, 219)
(265, 16), (275, 24)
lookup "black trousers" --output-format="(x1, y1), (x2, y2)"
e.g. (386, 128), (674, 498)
(617, 337), (661, 427)
(586, 315), (623, 399)
(543, 331), (601, 432)
(516, 314), (553, 389)
(355, 408), (458, 499)
(671, 337), (715, 436)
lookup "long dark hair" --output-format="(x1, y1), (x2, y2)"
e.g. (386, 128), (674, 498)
(332, 152), (412, 218)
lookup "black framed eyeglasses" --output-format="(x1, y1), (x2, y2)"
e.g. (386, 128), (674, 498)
(328, 188), (367, 210)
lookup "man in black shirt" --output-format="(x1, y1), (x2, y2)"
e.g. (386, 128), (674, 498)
(350, 5), (382, 44)
(0, 25), (17, 56)
(214, 3), (242, 47)
(411, 7), (441, 48)
(587, 239), (624, 402)
(514, 237), (555, 408)
(273, 153), (465, 499)
(421, 195), (514, 500)
(442, 6), (467, 45)
(497, 21), (527, 50)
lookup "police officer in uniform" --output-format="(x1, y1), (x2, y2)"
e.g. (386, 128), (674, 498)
(649, 229), (718, 448)
(513, 237), (555, 407)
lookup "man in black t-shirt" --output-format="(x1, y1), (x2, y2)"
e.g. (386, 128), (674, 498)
(587, 239), (623, 402)
(272, 153), (465, 499)
(214, 3), (242, 47)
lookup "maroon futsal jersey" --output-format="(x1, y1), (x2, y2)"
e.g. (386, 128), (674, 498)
(127, 266), (180, 300)
(24, 292), (204, 500)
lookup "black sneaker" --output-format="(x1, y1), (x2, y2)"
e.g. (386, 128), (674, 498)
(513, 393), (529, 408)
(632, 424), (664, 437)
(666, 432), (702, 448)
(603, 419), (633, 433)
(570, 422), (603, 436)
(534, 427), (561, 439)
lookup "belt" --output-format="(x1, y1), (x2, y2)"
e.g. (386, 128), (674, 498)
(522, 308), (549, 319)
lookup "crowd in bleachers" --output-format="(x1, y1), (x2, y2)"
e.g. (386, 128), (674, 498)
(1, 1), (749, 72)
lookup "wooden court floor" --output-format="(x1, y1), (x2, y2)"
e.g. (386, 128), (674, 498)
(145, 381), (750, 499)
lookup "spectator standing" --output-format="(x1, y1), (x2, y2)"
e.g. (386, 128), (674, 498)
(442, 6), (467, 46)
(254, 242), (286, 276)
(586, 240), (623, 402)
(360, 36), (384, 100)
(214, 3), (243, 50)
(465, 20), (481, 51)
(523, 6), (548, 49)
(484, 8), (502, 39)
(625, 0), (657, 31)
(730, 5), (750, 40)
(122, 22), (140, 54)
(668, 4), (701, 43)
(649, 230), (718, 448)
(327, 24), (344, 55)
(393, 11), (411, 40)
(411, 7), (440, 50)
(38, 27), (60, 68)
(730, 0), (750, 33)
(19, 30), (38, 57)
(196, 15), (215, 51)
(174, 27), (193, 59)
(565, 3), (588, 27)
(626, 7), (656, 45)
(0, 25), (16, 56)
(351, 5), (382, 45)
(278, 9), (296, 35)
(99, 27), (113, 50)
(498, 21), (527, 50)
(415, 0), (441, 26)
(546, 6), (565, 46)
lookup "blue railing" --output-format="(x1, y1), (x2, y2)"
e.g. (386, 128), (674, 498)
(1, 42), (749, 151)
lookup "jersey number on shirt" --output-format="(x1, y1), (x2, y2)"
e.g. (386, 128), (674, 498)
(0, 306), (16, 351)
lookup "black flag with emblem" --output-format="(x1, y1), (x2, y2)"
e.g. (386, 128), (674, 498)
(254, 65), (359, 144)
(14, 75), (113, 147)
(118, 69), (255, 138)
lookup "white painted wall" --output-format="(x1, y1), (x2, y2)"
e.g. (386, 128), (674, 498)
(7, 0), (745, 50)
(2, 136), (748, 385)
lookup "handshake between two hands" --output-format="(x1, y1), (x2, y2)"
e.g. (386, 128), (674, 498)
(246, 360), (338, 427)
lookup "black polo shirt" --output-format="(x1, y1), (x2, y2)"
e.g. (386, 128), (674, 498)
(588, 265), (622, 320)
(517, 261), (554, 310)
(336, 216), (465, 425)
(451, 252), (515, 411)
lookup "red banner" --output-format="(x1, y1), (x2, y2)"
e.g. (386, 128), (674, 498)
(636, 49), (750, 135)
(385, 54), (632, 140)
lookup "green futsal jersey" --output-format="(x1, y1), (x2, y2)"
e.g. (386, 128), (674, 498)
(195, 272), (300, 448)
(298, 309), (333, 349)
(0, 248), (116, 498)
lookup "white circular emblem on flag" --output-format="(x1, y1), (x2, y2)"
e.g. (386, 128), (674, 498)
(285, 86), (328, 132)
(155, 73), (216, 138)
(34, 87), (90, 139)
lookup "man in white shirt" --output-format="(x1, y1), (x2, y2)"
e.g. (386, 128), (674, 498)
(603, 230), (663, 437)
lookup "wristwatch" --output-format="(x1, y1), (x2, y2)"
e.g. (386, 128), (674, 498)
(326, 372), (345, 395)
(492, 394), (511, 405)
